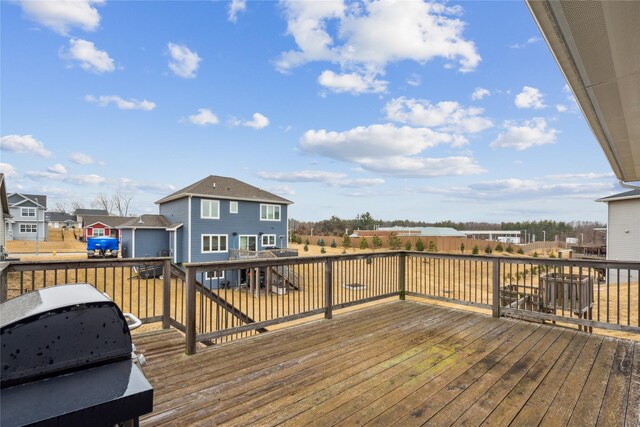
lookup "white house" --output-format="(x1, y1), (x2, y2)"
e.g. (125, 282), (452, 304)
(597, 189), (640, 283)
(597, 189), (640, 263)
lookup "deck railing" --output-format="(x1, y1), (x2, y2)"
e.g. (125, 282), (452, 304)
(2, 252), (638, 355)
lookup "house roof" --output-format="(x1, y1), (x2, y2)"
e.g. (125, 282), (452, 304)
(46, 212), (76, 222)
(83, 215), (135, 228)
(75, 208), (109, 216)
(8, 193), (47, 208)
(0, 174), (9, 215)
(118, 214), (175, 229)
(526, 1), (640, 183)
(155, 175), (293, 205)
(597, 189), (640, 203)
(356, 227), (466, 238)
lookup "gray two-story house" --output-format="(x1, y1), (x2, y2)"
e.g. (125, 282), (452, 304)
(119, 175), (293, 286)
(7, 193), (48, 241)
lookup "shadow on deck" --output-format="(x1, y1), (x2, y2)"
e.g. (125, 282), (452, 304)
(135, 301), (639, 426)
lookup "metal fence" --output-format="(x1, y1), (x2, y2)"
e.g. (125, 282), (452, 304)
(2, 252), (638, 355)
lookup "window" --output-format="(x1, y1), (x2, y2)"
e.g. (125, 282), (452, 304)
(21, 207), (36, 217)
(202, 234), (228, 253)
(204, 270), (225, 280)
(262, 234), (276, 246)
(260, 204), (281, 221)
(93, 228), (105, 237)
(201, 200), (220, 219)
(229, 201), (238, 214)
(20, 224), (36, 233)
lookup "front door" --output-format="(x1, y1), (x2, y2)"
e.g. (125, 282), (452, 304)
(239, 235), (257, 251)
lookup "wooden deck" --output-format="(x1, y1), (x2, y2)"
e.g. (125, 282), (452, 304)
(134, 301), (639, 426)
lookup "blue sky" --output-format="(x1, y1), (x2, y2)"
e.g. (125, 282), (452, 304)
(0, 0), (619, 222)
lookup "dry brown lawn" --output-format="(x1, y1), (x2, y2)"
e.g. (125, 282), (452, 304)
(5, 246), (638, 342)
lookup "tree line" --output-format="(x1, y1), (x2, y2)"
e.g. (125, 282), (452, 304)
(290, 213), (606, 244)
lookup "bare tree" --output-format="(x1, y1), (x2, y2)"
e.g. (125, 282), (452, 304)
(71, 201), (85, 213)
(53, 202), (70, 213)
(112, 193), (133, 217)
(92, 193), (113, 214)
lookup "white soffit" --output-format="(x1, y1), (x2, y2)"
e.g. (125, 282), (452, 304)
(526, 0), (640, 183)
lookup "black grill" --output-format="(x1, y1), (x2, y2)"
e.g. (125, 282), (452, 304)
(1, 284), (153, 426)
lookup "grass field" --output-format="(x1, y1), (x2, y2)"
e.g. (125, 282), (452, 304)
(5, 242), (638, 342)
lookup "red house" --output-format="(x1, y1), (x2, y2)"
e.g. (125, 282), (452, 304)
(83, 215), (133, 240)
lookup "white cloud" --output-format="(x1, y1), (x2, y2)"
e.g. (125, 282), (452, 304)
(187, 108), (219, 126)
(116, 178), (176, 194)
(0, 163), (18, 178)
(228, 0), (246, 23)
(243, 113), (270, 129)
(544, 172), (615, 180)
(419, 176), (615, 201)
(277, 1), (480, 93)
(384, 97), (493, 135)
(264, 185), (296, 196)
(27, 170), (107, 185)
(70, 152), (99, 165)
(406, 73), (421, 87)
(490, 118), (558, 151)
(167, 43), (202, 79)
(510, 36), (542, 49)
(257, 170), (384, 188)
(318, 70), (387, 94)
(1, 134), (52, 157)
(556, 104), (568, 112)
(299, 123), (485, 177)
(515, 86), (546, 109)
(85, 95), (156, 111)
(358, 156), (485, 177)
(60, 38), (115, 73)
(471, 87), (490, 100)
(47, 163), (67, 174)
(18, 0), (103, 35)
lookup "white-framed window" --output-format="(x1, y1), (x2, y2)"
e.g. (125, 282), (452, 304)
(229, 201), (238, 214)
(201, 199), (220, 219)
(20, 224), (37, 233)
(202, 234), (228, 253)
(260, 204), (281, 221)
(21, 207), (36, 217)
(204, 270), (225, 280)
(92, 228), (105, 237)
(261, 234), (276, 246)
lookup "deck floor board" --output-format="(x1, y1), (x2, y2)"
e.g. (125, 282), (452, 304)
(135, 301), (636, 426)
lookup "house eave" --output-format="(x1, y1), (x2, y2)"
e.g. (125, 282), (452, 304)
(155, 193), (293, 206)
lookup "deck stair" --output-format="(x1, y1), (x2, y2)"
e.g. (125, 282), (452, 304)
(230, 249), (303, 291)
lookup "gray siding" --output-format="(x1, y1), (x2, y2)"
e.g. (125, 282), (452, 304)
(121, 229), (133, 258)
(0, 208), (5, 248)
(160, 198), (189, 263)
(9, 200), (47, 242)
(189, 198), (288, 263)
(608, 199), (640, 262)
(135, 229), (170, 258)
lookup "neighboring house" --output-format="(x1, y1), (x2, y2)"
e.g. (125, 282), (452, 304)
(83, 215), (133, 240)
(118, 214), (181, 258)
(597, 189), (640, 263)
(46, 212), (77, 229)
(75, 209), (108, 229)
(0, 174), (9, 251)
(120, 175), (293, 286)
(7, 193), (48, 241)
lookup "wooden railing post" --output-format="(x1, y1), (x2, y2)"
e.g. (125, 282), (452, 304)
(492, 257), (501, 318)
(398, 252), (406, 300)
(185, 266), (197, 355)
(324, 258), (333, 319)
(0, 263), (8, 303)
(162, 259), (171, 329)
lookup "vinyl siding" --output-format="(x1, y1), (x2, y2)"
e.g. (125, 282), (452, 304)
(9, 203), (47, 242)
(189, 197), (288, 263)
(608, 199), (640, 261)
(121, 229), (133, 258)
(0, 208), (5, 247)
(135, 229), (170, 258)
(160, 198), (189, 263)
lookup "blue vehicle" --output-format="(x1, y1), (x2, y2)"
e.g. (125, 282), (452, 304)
(87, 237), (119, 258)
